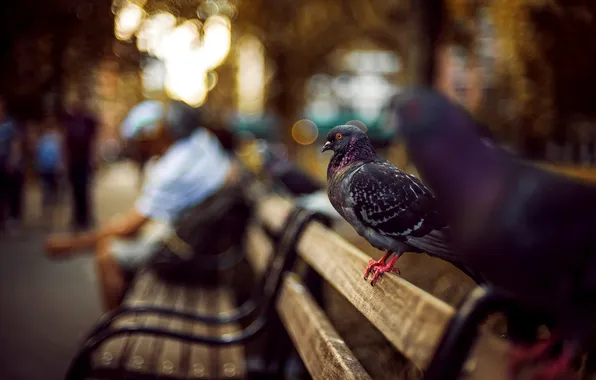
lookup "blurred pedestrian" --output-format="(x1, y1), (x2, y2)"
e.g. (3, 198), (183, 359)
(0, 96), (23, 233)
(36, 115), (64, 228)
(45, 100), (244, 311)
(62, 100), (98, 231)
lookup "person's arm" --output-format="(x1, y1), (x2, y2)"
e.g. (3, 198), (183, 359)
(45, 209), (149, 256)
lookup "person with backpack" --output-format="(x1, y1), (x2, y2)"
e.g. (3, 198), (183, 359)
(36, 116), (64, 227)
(44, 100), (244, 311)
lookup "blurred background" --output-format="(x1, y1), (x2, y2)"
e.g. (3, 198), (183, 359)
(3, 0), (596, 176)
(2, 0), (596, 379)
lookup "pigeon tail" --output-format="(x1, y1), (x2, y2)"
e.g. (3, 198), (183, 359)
(407, 229), (487, 284)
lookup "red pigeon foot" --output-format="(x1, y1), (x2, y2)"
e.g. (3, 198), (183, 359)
(363, 252), (392, 280)
(533, 344), (577, 380)
(369, 253), (402, 286)
(509, 334), (560, 377)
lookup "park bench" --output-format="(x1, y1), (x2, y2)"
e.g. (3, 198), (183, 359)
(66, 180), (526, 380)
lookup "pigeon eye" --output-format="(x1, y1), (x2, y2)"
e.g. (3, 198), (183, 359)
(336, 133), (343, 140)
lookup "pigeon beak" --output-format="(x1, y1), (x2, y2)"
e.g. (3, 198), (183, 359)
(321, 141), (332, 153)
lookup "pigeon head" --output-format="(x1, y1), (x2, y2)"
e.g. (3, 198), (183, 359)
(322, 125), (377, 179)
(321, 125), (367, 153)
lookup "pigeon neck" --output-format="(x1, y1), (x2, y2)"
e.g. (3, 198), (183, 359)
(328, 136), (376, 178)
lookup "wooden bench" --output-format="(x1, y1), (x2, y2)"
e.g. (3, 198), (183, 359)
(249, 195), (515, 380)
(66, 185), (339, 380)
(71, 271), (249, 380)
(68, 187), (521, 380)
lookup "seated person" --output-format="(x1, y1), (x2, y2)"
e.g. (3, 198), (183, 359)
(45, 100), (240, 311)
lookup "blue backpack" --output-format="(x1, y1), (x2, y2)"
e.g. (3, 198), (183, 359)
(37, 133), (61, 172)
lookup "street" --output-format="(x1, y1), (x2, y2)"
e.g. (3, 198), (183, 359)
(0, 162), (139, 380)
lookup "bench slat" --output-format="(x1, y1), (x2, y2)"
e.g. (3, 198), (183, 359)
(188, 288), (216, 379)
(245, 223), (368, 380)
(124, 281), (171, 374)
(257, 196), (509, 377)
(91, 270), (156, 370)
(156, 285), (187, 378)
(245, 224), (271, 276)
(277, 274), (372, 380)
(214, 288), (246, 379)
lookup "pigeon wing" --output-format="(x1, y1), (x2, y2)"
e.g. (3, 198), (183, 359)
(345, 161), (485, 282)
(346, 161), (445, 239)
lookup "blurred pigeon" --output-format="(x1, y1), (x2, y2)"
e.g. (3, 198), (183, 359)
(398, 87), (596, 379)
(259, 141), (324, 196)
(322, 125), (484, 285)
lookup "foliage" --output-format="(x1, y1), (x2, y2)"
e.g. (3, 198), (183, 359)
(491, 0), (596, 141)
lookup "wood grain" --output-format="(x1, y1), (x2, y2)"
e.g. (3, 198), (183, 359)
(92, 270), (156, 370)
(188, 288), (215, 379)
(125, 282), (172, 374)
(245, 221), (368, 380)
(156, 285), (187, 378)
(256, 195), (511, 378)
(245, 224), (271, 276)
(277, 274), (372, 380)
(214, 288), (246, 379)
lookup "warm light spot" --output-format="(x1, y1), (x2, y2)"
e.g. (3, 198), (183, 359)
(206, 71), (218, 91)
(201, 15), (232, 69)
(161, 20), (201, 63)
(346, 120), (368, 132)
(197, 0), (219, 19)
(164, 55), (208, 107)
(136, 12), (176, 58)
(236, 35), (265, 116)
(292, 119), (319, 145)
(141, 57), (166, 96)
(115, 2), (145, 41)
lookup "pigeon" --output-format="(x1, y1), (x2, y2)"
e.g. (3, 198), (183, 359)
(398, 87), (596, 379)
(321, 125), (484, 285)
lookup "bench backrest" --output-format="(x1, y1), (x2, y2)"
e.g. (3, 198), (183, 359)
(248, 195), (510, 380)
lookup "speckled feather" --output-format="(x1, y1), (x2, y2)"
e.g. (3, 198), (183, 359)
(326, 131), (459, 262)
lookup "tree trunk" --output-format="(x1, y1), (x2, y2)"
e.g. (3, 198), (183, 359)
(270, 51), (305, 159)
(412, 0), (446, 86)
(51, 18), (69, 116)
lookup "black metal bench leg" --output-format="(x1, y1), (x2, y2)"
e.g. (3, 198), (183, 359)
(424, 286), (522, 380)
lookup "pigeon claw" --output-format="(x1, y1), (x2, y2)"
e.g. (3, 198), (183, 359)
(363, 258), (384, 280)
(509, 338), (557, 375)
(509, 336), (577, 380)
(532, 347), (575, 380)
(369, 266), (401, 286)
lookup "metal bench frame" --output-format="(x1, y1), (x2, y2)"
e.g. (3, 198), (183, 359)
(65, 207), (329, 380)
(425, 286), (545, 380)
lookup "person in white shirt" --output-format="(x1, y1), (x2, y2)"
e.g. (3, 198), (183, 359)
(45, 100), (239, 311)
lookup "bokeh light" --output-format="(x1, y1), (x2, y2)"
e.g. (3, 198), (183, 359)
(292, 119), (319, 145)
(346, 120), (368, 133)
(114, 2), (146, 41)
(206, 71), (219, 91)
(136, 12), (177, 58)
(201, 15), (232, 70)
(237, 35), (265, 116)
(197, 1), (219, 19)
(164, 54), (208, 107)
(161, 20), (201, 63)
(116, 5), (232, 108)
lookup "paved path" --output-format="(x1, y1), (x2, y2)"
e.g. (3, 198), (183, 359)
(0, 162), (140, 380)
